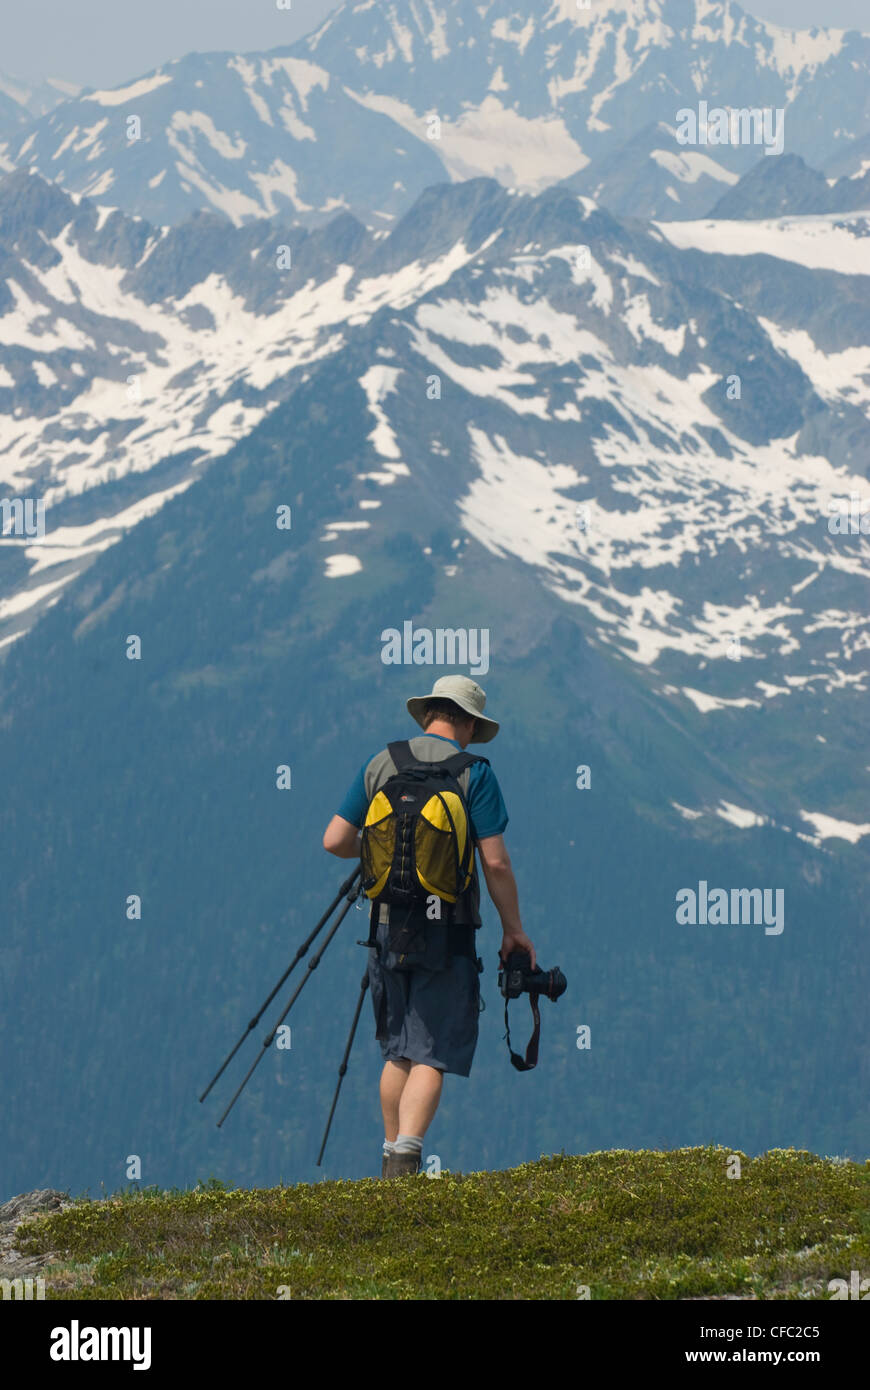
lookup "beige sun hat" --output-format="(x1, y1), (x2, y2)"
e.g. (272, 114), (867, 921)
(406, 674), (499, 743)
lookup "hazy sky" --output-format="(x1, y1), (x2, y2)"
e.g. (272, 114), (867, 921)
(2, 0), (868, 90)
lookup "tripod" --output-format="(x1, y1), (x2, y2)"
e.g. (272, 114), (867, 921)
(316, 970), (370, 1166)
(200, 867), (370, 1151)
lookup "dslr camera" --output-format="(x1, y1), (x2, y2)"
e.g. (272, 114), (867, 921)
(498, 950), (567, 1002)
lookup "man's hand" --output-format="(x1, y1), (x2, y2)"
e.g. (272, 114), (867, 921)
(499, 929), (537, 972)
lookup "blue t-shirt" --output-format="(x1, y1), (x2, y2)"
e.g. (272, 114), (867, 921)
(337, 733), (508, 840)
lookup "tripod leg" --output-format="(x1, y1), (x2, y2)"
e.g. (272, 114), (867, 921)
(316, 972), (370, 1167)
(200, 865), (361, 1103)
(216, 883), (362, 1127)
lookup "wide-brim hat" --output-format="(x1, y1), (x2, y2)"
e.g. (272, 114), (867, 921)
(406, 674), (499, 743)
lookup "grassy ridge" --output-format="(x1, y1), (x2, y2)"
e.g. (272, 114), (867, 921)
(15, 1147), (870, 1300)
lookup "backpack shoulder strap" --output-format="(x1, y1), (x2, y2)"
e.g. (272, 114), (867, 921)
(438, 750), (489, 779)
(386, 740), (414, 771)
(389, 742), (490, 778)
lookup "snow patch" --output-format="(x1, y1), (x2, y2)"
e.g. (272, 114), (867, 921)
(658, 213), (870, 277)
(682, 688), (763, 712)
(650, 148), (739, 185)
(716, 801), (768, 829)
(83, 73), (172, 106)
(268, 57), (330, 108)
(622, 293), (686, 355)
(343, 88), (586, 192)
(359, 364), (403, 459)
(169, 111), (247, 160)
(799, 810), (870, 843)
(324, 553), (363, 577)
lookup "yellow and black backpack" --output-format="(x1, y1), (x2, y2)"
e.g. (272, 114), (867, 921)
(360, 740), (488, 914)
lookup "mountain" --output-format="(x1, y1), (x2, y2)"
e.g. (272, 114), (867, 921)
(559, 119), (740, 221)
(0, 71), (79, 163)
(824, 129), (870, 181)
(0, 168), (509, 644)
(1, 164), (868, 1199)
(0, 71), (80, 120)
(304, 0), (870, 177)
(3, 167), (869, 705)
(2, 0), (870, 226)
(2, 167), (869, 780)
(708, 152), (870, 218)
(0, 50), (449, 228)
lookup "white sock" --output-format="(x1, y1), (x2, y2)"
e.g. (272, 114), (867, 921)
(383, 1139), (396, 1156)
(394, 1133), (423, 1156)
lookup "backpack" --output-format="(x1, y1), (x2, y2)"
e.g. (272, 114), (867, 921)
(360, 740), (489, 918)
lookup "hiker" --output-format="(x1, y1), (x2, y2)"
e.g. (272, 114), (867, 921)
(323, 674), (536, 1179)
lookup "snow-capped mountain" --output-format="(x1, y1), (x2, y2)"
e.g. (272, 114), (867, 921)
(0, 70), (79, 160)
(2, 165), (868, 849)
(2, 0), (869, 226)
(1, 6), (869, 1200)
(559, 119), (740, 221)
(0, 50), (448, 228)
(0, 2), (868, 845)
(0, 70), (80, 119)
(0, 70), (78, 129)
(3, 167), (869, 1204)
(0, 167), (486, 640)
(299, 0), (870, 187)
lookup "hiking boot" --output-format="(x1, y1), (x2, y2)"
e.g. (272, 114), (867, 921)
(381, 1153), (389, 1179)
(384, 1151), (421, 1179)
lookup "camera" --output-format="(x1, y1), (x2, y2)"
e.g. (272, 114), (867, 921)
(498, 950), (567, 1001)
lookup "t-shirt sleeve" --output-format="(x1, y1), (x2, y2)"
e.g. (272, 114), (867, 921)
(335, 760), (371, 829)
(467, 762), (509, 840)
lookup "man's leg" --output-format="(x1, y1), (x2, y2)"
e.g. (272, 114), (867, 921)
(380, 1059), (443, 1140)
(380, 1059), (444, 1177)
(382, 1061), (444, 1178)
(380, 1058), (410, 1142)
(398, 1062), (443, 1138)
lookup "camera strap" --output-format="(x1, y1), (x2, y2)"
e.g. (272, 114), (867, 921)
(503, 994), (541, 1072)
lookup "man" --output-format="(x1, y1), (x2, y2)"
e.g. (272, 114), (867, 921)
(323, 674), (536, 1179)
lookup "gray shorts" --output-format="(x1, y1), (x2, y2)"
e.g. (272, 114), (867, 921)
(367, 918), (483, 1077)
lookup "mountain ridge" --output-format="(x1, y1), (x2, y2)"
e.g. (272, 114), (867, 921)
(2, 0), (869, 226)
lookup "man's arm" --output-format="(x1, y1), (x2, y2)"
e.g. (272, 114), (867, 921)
(323, 814), (361, 859)
(477, 834), (536, 969)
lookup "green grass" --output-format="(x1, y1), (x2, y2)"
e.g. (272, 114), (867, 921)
(14, 1147), (870, 1300)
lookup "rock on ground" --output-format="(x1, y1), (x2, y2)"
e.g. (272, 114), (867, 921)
(0, 1189), (72, 1279)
